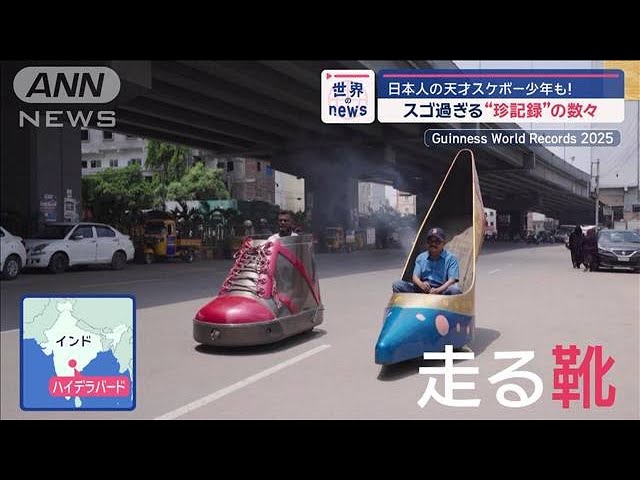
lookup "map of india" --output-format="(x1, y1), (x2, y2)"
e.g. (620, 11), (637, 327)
(21, 296), (135, 411)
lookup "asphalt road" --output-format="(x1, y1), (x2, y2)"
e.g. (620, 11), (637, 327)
(1, 243), (638, 419)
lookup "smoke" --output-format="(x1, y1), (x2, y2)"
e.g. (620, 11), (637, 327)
(278, 145), (445, 253)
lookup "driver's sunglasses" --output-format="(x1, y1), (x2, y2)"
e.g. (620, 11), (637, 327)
(427, 238), (443, 245)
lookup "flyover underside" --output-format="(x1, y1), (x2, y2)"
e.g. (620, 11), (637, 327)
(479, 170), (593, 217)
(0, 60), (596, 231)
(112, 61), (592, 219)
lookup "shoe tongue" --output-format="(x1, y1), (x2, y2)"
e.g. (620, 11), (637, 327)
(251, 238), (269, 248)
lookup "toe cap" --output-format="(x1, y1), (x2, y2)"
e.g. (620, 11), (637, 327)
(195, 295), (275, 325)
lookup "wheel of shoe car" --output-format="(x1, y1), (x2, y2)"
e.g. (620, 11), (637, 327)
(111, 250), (127, 270)
(2, 254), (21, 280)
(144, 253), (154, 264)
(183, 250), (194, 263)
(48, 252), (68, 274)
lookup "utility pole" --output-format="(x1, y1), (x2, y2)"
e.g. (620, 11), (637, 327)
(591, 158), (600, 226)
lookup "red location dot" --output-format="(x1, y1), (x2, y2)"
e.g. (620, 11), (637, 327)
(68, 359), (77, 368)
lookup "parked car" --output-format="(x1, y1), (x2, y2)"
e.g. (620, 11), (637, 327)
(24, 222), (135, 274)
(1, 226), (27, 280)
(594, 229), (640, 272)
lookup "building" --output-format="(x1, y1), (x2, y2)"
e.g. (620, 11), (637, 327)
(396, 190), (416, 216)
(358, 182), (387, 214)
(599, 185), (640, 226)
(484, 207), (497, 235)
(82, 134), (289, 208)
(544, 217), (559, 232)
(526, 212), (546, 234)
(275, 171), (305, 213)
(81, 129), (149, 177)
(208, 157), (275, 204)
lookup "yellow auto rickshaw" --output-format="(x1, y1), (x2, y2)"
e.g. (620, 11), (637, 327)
(325, 226), (345, 253)
(142, 219), (201, 264)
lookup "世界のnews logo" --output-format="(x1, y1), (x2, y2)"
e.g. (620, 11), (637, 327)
(321, 70), (375, 124)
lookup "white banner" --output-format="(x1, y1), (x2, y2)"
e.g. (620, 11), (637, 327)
(378, 98), (625, 123)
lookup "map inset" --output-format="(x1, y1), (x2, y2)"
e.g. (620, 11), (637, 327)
(21, 296), (135, 410)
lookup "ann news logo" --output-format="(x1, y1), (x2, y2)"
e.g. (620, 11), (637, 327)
(321, 70), (375, 124)
(13, 66), (120, 128)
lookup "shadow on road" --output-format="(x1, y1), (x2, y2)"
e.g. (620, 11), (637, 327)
(318, 243), (561, 276)
(469, 327), (501, 356)
(376, 327), (501, 381)
(2, 244), (564, 332)
(377, 357), (436, 381)
(478, 242), (561, 256)
(194, 328), (327, 356)
(587, 268), (639, 275)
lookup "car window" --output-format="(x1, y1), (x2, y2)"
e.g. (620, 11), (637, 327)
(599, 231), (640, 243)
(145, 223), (165, 234)
(35, 225), (74, 239)
(96, 226), (116, 238)
(73, 226), (94, 238)
(624, 232), (640, 243)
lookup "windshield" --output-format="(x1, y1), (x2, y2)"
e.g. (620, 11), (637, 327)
(34, 225), (74, 239)
(145, 222), (166, 235)
(599, 231), (640, 244)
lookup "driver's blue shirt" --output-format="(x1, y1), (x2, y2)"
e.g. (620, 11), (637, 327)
(413, 249), (459, 287)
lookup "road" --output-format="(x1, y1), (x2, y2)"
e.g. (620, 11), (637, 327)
(1, 243), (638, 419)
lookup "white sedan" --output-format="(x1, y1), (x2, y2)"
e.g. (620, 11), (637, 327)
(25, 222), (135, 274)
(1, 226), (28, 280)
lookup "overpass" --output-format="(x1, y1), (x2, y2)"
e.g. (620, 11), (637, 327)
(1, 60), (596, 236)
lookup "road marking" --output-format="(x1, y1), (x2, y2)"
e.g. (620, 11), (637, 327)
(488, 269), (501, 275)
(155, 344), (332, 420)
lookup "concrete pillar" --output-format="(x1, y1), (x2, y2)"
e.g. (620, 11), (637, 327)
(1, 62), (81, 236)
(1, 62), (32, 237)
(415, 191), (433, 224)
(305, 170), (358, 252)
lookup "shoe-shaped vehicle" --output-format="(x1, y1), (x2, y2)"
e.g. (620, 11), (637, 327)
(375, 149), (485, 365)
(193, 234), (323, 346)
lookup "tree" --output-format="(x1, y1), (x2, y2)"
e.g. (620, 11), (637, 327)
(82, 164), (155, 226)
(145, 140), (190, 205)
(167, 163), (229, 201)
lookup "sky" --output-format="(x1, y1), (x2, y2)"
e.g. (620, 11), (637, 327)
(453, 60), (639, 188)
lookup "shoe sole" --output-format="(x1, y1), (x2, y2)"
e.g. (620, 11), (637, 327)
(193, 307), (324, 347)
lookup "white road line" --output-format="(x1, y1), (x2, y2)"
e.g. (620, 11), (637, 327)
(488, 269), (501, 275)
(155, 344), (332, 420)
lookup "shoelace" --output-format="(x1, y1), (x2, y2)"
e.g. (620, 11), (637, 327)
(219, 238), (273, 297)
